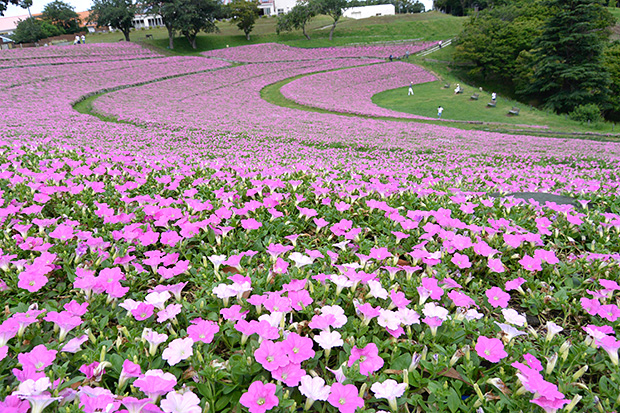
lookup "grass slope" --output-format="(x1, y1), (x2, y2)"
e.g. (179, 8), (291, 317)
(86, 12), (464, 55)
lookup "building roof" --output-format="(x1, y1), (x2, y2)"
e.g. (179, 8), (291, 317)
(0, 10), (96, 34)
(0, 14), (28, 33)
(0, 34), (14, 42)
(77, 11), (97, 28)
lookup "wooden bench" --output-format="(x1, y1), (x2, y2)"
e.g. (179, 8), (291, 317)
(487, 101), (496, 107)
(508, 107), (520, 115)
(146, 34), (153, 39)
(470, 93), (479, 100)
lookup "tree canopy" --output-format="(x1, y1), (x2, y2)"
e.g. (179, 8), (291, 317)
(226, 0), (259, 41)
(89, 0), (136, 41)
(0, 0), (30, 17)
(176, 0), (221, 49)
(41, 0), (81, 34)
(311, 0), (348, 40)
(142, 0), (180, 49)
(276, 1), (317, 40)
(454, 0), (550, 84)
(522, 0), (616, 113)
(12, 16), (62, 43)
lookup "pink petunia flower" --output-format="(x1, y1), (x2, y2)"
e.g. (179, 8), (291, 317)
(187, 319), (219, 343)
(281, 333), (315, 364)
(160, 390), (201, 413)
(451, 253), (471, 269)
(475, 336), (508, 363)
(133, 370), (177, 400)
(518, 255), (543, 272)
(327, 383), (364, 413)
(271, 362), (305, 387)
(254, 340), (289, 371)
(485, 287), (510, 308)
(239, 381), (279, 413)
(162, 337), (194, 366)
(348, 343), (384, 376)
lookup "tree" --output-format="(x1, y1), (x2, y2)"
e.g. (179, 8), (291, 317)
(176, 0), (221, 49)
(12, 16), (62, 43)
(312, 0), (347, 40)
(89, 0), (136, 42)
(521, 0), (616, 113)
(41, 0), (81, 34)
(0, 0), (30, 16)
(276, 1), (317, 40)
(227, 0), (259, 41)
(398, 0), (425, 13)
(603, 42), (620, 120)
(454, 0), (549, 87)
(142, 0), (181, 49)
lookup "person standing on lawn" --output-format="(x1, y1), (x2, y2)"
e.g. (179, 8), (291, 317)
(408, 82), (414, 96)
(438, 106), (444, 118)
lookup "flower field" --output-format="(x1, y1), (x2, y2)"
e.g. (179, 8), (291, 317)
(0, 42), (619, 413)
(280, 62), (435, 119)
(200, 42), (437, 62)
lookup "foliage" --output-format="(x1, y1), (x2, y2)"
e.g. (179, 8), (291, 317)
(521, 0), (616, 114)
(391, 0), (425, 13)
(41, 0), (81, 34)
(0, 0), (29, 16)
(603, 42), (620, 121)
(226, 0), (259, 41)
(89, 0), (136, 42)
(276, 1), (318, 40)
(569, 103), (603, 123)
(434, 0), (511, 16)
(142, 0), (182, 49)
(453, 0), (549, 89)
(174, 0), (221, 49)
(11, 16), (63, 43)
(311, 0), (348, 40)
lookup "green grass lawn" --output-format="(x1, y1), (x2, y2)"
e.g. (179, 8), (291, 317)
(372, 76), (619, 137)
(86, 12), (464, 55)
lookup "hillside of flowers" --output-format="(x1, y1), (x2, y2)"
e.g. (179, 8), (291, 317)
(0, 42), (619, 413)
(279, 61), (435, 119)
(200, 42), (437, 62)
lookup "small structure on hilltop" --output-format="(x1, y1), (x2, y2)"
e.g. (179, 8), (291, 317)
(343, 4), (395, 19)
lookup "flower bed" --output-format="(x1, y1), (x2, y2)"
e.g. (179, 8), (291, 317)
(0, 42), (619, 413)
(0, 43), (159, 63)
(201, 42), (437, 62)
(280, 62), (436, 119)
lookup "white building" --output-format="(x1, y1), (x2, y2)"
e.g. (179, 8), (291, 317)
(343, 4), (395, 19)
(132, 14), (165, 29)
(257, 0), (298, 16)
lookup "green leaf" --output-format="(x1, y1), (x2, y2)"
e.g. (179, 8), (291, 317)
(391, 353), (412, 370)
(447, 388), (461, 413)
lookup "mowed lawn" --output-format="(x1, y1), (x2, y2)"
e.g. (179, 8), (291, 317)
(86, 12), (465, 54)
(373, 81), (550, 125)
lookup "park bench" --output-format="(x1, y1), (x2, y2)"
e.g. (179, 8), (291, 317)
(443, 83), (450, 89)
(487, 101), (496, 107)
(146, 34), (153, 39)
(470, 93), (479, 100)
(508, 107), (520, 115)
